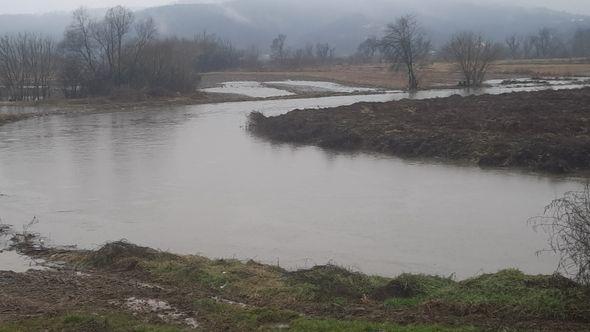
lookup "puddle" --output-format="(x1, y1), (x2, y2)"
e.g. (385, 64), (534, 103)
(201, 81), (295, 98)
(122, 297), (199, 328)
(125, 297), (172, 312)
(0, 250), (46, 273)
(0, 225), (46, 273)
(485, 77), (590, 88)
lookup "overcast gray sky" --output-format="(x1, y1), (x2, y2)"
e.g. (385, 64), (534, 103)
(0, 0), (589, 15)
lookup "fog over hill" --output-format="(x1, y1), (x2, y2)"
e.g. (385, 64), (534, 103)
(1, 0), (589, 54)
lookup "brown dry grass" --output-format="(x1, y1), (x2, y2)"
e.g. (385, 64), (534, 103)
(202, 58), (590, 90)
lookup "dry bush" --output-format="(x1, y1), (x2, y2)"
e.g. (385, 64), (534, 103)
(530, 184), (590, 285)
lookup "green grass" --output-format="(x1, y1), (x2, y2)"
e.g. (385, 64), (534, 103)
(59, 242), (590, 328)
(192, 298), (300, 330)
(0, 313), (182, 332)
(287, 265), (390, 301)
(432, 269), (590, 319)
(379, 269), (590, 320)
(287, 319), (479, 332)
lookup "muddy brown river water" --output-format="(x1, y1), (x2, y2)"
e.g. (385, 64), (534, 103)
(0, 81), (588, 278)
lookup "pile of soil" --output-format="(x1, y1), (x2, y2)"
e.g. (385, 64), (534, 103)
(249, 88), (590, 174)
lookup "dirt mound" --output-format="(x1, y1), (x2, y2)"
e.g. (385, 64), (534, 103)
(84, 241), (162, 271)
(288, 265), (380, 299)
(250, 88), (590, 174)
(372, 274), (453, 301)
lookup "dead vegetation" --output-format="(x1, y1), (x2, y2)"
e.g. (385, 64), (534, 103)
(249, 87), (590, 174)
(202, 58), (590, 90)
(0, 233), (589, 331)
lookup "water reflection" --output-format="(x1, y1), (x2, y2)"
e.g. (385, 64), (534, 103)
(0, 92), (583, 279)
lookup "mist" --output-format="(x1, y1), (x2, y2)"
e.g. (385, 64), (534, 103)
(0, 0), (589, 15)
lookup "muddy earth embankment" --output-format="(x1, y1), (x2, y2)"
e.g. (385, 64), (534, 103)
(249, 88), (590, 174)
(0, 224), (589, 331)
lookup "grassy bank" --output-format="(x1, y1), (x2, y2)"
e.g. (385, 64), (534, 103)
(1, 241), (589, 331)
(249, 88), (590, 174)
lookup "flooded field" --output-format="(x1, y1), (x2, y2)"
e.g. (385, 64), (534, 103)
(0, 81), (588, 277)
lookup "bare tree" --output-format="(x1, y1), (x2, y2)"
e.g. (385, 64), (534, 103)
(0, 34), (27, 100)
(381, 15), (431, 90)
(530, 184), (590, 286)
(99, 6), (134, 85)
(529, 27), (565, 59)
(357, 36), (381, 60)
(64, 7), (98, 74)
(537, 28), (553, 58)
(136, 37), (201, 94)
(0, 33), (55, 101)
(505, 34), (521, 59)
(522, 35), (536, 59)
(444, 31), (501, 87)
(572, 28), (590, 58)
(126, 16), (158, 79)
(315, 42), (335, 63)
(26, 35), (55, 99)
(270, 34), (287, 63)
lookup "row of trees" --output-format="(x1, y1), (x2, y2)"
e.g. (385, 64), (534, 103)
(0, 6), (249, 101)
(0, 34), (55, 101)
(372, 15), (502, 90)
(60, 7), (248, 98)
(270, 34), (336, 68)
(3, 7), (590, 99)
(506, 28), (570, 59)
(359, 19), (590, 90)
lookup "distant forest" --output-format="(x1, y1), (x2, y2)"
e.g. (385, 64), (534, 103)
(1, 1), (590, 101)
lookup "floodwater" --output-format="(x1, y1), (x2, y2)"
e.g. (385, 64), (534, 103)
(0, 231), (46, 272)
(201, 81), (295, 98)
(0, 81), (587, 278)
(265, 80), (381, 93)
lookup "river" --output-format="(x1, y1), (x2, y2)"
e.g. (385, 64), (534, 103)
(0, 81), (586, 278)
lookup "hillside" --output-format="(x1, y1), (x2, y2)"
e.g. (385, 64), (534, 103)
(0, 0), (588, 54)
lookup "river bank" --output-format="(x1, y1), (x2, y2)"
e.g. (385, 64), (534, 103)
(249, 88), (590, 174)
(0, 84), (387, 130)
(0, 227), (589, 331)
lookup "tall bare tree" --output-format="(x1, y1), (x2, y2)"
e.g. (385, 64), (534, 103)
(522, 35), (536, 59)
(0, 33), (55, 101)
(99, 6), (134, 85)
(270, 34), (287, 63)
(357, 37), (381, 60)
(64, 8), (97, 74)
(572, 28), (590, 58)
(315, 43), (335, 63)
(381, 15), (431, 90)
(444, 31), (501, 87)
(505, 34), (521, 59)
